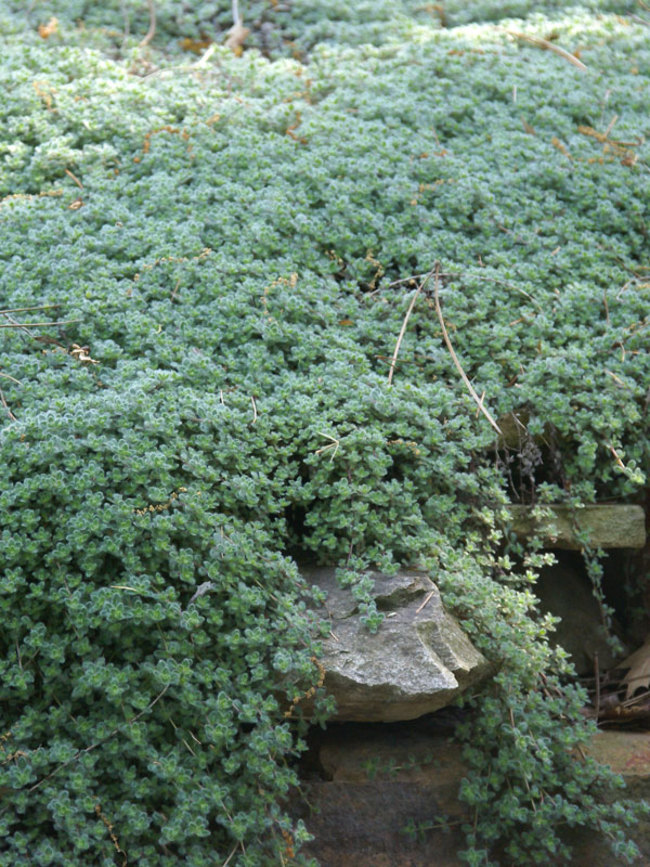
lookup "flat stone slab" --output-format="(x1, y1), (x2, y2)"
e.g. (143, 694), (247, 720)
(585, 731), (650, 778)
(303, 568), (492, 722)
(291, 723), (650, 866)
(506, 504), (646, 549)
(290, 716), (469, 867)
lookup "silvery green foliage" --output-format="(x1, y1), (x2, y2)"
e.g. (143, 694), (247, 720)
(0, 1), (648, 864)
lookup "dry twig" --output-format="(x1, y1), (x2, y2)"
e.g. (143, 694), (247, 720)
(0, 387), (17, 421)
(507, 30), (587, 71)
(29, 684), (170, 793)
(0, 304), (61, 315)
(416, 591), (435, 614)
(387, 266), (437, 385)
(140, 0), (156, 47)
(0, 319), (80, 329)
(433, 263), (503, 435)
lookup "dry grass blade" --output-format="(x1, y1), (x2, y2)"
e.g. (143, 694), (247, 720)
(387, 266), (436, 385)
(433, 263), (503, 436)
(507, 30), (587, 72)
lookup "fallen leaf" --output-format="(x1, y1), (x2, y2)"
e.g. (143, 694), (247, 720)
(620, 638), (650, 700)
(70, 344), (98, 364)
(179, 36), (213, 54)
(38, 17), (58, 39)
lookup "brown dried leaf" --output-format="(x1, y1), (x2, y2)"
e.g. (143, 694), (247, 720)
(70, 344), (99, 364)
(179, 36), (213, 54)
(38, 17), (59, 39)
(620, 638), (650, 700)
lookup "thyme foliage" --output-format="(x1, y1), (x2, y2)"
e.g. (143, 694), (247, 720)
(0, 1), (648, 864)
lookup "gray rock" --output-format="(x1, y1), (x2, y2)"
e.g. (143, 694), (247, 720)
(303, 567), (492, 723)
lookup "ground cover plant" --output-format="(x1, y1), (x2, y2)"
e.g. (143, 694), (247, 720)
(0, 1), (648, 864)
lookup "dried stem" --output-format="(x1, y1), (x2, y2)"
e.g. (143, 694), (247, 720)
(387, 266), (436, 385)
(433, 263), (503, 435)
(222, 843), (239, 867)
(594, 652), (601, 721)
(0, 319), (80, 329)
(0, 387), (17, 421)
(0, 371), (22, 384)
(0, 304), (61, 314)
(29, 684), (170, 793)
(140, 0), (156, 47)
(507, 30), (587, 72)
(64, 168), (83, 189)
(415, 591), (435, 614)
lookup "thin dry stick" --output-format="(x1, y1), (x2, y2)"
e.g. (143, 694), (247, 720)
(29, 684), (170, 793)
(507, 30), (587, 72)
(387, 267), (436, 385)
(64, 168), (83, 189)
(433, 263), (503, 436)
(0, 372), (22, 384)
(140, 0), (156, 47)
(191, 43), (217, 68)
(0, 304), (61, 314)
(222, 843), (239, 867)
(0, 319), (80, 328)
(415, 591), (435, 614)
(387, 270), (454, 288)
(379, 272), (541, 312)
(0, 387), (17, 421)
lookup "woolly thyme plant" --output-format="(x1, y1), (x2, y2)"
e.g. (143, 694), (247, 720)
(1, 1), (648, 864)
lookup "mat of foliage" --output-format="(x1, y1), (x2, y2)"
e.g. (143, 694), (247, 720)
(0, 2), (648, 866)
